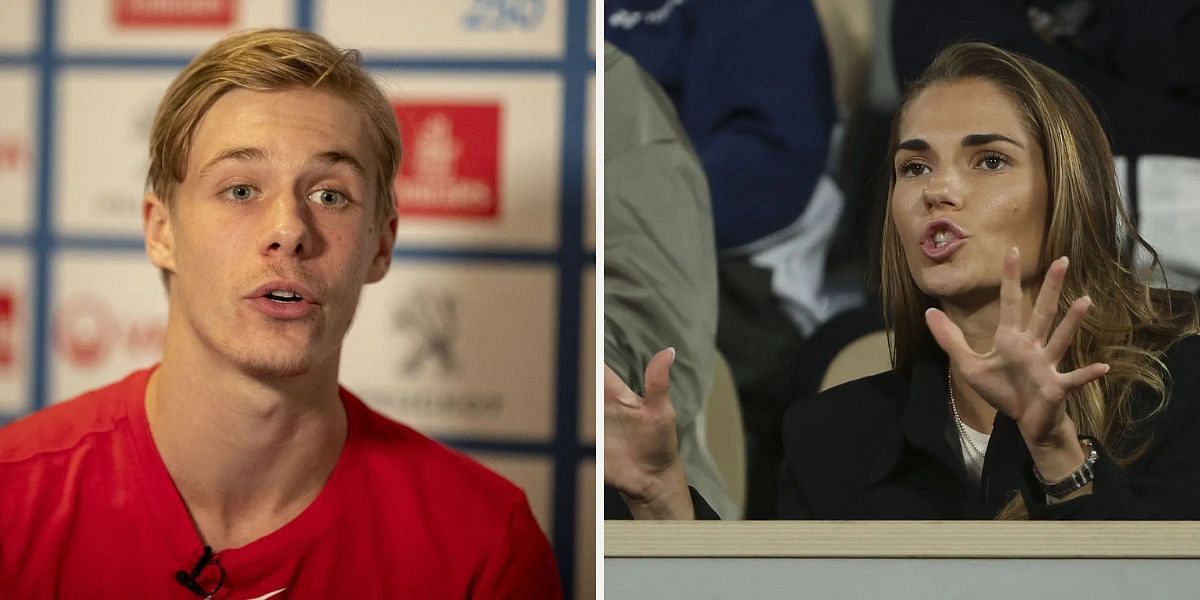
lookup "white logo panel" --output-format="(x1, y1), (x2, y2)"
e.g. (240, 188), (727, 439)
(583, 75), (595, 250)
(575, 460), (594, 600)
(579, 269), (593, 442)
(375, 72), (562, 249)
(50, 252), (167, 403)
(0, 69), (36, 233)
(60, 0), (293, 54)
(317, 0), (562, 58)
(587, 0), (595, 55)
(0, 0), (37, 53)
(470, 453), (553, 537)
(55, 69), (176, 236)
(341, 261), (557, 440)
(0, 251), (33, 414)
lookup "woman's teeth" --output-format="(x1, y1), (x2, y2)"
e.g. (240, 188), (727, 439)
(934, 231), (948, 248)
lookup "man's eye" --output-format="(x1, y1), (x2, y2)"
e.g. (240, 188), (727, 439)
(224, 185), (255, 201)
(308, 189), (345, 206)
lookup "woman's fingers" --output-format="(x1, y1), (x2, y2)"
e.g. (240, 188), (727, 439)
(642, 347), (676, 408)
(604, 347), (676, 410)
(1044, 295), (1092, 362)
(1059, 361), (1110, 389)
(1029, 256), (1069, 342)
(999, 246), (1025, 330)
(925, 307), (976, 362)
(604, 364), (642, 408)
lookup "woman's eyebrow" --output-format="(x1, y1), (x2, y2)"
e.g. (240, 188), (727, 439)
(962, 133), (1023, 148)
(897, 134), (1024, 154)
(897, 138), (929, 152)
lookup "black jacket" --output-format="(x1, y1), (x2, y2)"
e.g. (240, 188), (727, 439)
(778, 335), (1200, 519)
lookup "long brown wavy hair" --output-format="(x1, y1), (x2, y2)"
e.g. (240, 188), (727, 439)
(879, 42), (1199, 518)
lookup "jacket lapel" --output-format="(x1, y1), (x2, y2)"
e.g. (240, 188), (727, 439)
(901, 343), (969, 486)
(899, 341), (1032, 516)
(979, 411), (1030, 514)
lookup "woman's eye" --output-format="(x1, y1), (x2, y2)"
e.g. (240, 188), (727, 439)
(225, 185), (255, 201)
(979, 154), (1008, 170)
(900, 162), (930, 177)
(308, 189), (345, 206)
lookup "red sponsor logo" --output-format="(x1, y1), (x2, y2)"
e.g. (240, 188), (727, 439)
(54, 294), (165, 369)
(0, 291), (15, 370)
(113, 0), (235, 28)
(392, 102), (502, 219)
(0, 135), (28, 172)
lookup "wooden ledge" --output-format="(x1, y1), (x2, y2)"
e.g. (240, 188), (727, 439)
(605, 521), (1200, 558)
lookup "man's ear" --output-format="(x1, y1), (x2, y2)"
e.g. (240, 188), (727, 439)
(366, 214), (398, 284)
(143, 193), (176, 273)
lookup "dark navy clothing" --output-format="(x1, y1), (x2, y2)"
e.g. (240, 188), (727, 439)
(605, 0), (836, 249)
(891, 0), (1200, 158)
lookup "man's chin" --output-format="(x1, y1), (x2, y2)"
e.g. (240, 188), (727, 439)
(233, 352), (320, 380)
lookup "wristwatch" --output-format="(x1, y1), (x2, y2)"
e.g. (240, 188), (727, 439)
(1034, 438), (1099, 499)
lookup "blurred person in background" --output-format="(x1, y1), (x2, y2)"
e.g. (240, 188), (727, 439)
(605, 0), (844, 518)
(603, 42), (728, 520)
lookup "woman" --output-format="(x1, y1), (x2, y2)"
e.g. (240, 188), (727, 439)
(604, 41), (1200, 520)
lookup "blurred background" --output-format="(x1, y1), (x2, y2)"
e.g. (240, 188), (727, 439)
(0, 0), (595, 596)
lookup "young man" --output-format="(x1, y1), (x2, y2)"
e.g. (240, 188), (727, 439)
(0, 29), (560, 598)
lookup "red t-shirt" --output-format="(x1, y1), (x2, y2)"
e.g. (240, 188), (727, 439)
(0, 368), (561, 599)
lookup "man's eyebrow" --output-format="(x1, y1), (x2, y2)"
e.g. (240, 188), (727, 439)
(196, 147), (369, 180)
(315, 150), (368, 178)
(962, 133), (1023, 148)
(198, 146), (266, 178)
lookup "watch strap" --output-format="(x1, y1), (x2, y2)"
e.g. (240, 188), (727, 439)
(1034, 438), (1099, 499)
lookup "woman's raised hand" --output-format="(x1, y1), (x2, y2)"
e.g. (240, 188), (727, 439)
(925, 247), (1107, 476)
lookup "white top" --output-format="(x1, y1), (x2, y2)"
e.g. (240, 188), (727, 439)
(960, 422), (991, 484)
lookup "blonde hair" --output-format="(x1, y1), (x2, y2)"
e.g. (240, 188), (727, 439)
(147, 28), (401, 226)
(879, 42), (1200, 518)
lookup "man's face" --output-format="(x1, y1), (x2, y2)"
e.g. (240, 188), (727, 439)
(146, 87), (396, 378)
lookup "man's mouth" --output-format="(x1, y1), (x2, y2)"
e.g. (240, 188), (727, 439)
(264, 290), (304, 303)
(248, 281), (318, 319)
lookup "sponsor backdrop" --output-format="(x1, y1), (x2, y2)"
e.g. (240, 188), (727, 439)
(0, 0), (595, 596)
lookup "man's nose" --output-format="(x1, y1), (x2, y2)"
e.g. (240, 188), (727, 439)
(260, 194), (314, 258)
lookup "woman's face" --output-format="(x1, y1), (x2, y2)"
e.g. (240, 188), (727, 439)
(891, 77), (1049, 306)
